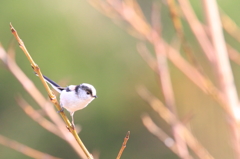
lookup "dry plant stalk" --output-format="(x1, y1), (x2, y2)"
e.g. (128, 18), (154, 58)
(177, 0), (215, 63)
(151, 3), (189, 158)
(141, 114), (193, 158)
(202, 0), (240, 158)
(138, 86), (213, 159)
(221, 11), (240, 66)
(116, 131), (130, 159)
(9, 24), (93, 159)
(0, 134), (61, 159)
(16, 96), (64, 138)
(221, 10), (240, 43)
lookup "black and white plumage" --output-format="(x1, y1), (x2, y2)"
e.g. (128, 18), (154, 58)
(41, 75), (97, 127)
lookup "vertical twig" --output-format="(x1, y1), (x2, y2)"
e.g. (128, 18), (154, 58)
(177, 0), (215, 63)
(167, 0), (204, 75)
(202, 0), (240, 158)
(116, 131), (130, 159)
(151, 3), (190, 158)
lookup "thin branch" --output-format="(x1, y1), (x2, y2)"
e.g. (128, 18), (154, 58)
(136, 43), (158, 72)
(107, 0), (152, 38)
(151, 3), (190, 158)
(220, 11), (240, 66)
(227, 44), (240, 66)
(141, 114), (194, 159)
(203, 0), (240, 158)
(167, 0), (183, 38)
(137, 86), (214, 159)
(116, 131), (130, 159)
(221, 11), (240, 43)
(166, 41), (235, 117)
(16, 96), (63, 139)
(10, 24), (93, 159)
(167, 0), (205, 75)
(0, 134), (61, 159)
(177, 0), (215, 63)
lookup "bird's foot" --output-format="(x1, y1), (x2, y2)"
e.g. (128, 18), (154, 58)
(71, 122), (75, 129)
(57, 107), (64, 113)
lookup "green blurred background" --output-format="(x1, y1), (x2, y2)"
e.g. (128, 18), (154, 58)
(1, 0), (240, 158)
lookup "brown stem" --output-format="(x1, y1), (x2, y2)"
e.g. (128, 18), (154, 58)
(10, 24), (93, 159)
(116, 131), (130, 159)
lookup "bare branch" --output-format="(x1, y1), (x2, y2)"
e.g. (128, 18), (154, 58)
(203, 0), (240, 157)
(0, 134), (61, 159)
(150, 2), (190, 158)
(221, 11), (240, 43)
(136, 43), (158, 72)
(227, 44), (240, 65)
(16, 96), (63, 138)
(177, 0), (215, 63)
(137, 86), (214, 159)
(142, 114), (194, 159)
(116, 131), (130, 159)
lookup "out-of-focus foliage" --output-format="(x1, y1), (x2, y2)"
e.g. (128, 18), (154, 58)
(0, 0), (240, 159)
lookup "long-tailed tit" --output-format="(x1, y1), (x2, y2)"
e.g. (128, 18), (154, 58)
(41, 75), (97, 127)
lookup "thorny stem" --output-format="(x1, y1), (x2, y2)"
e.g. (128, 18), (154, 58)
(10, 23), (93, 159)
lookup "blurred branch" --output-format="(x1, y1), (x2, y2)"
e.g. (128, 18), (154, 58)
(88, 0), (232, 116)
(116, 131), (130, 159)
(16, 96), (64, 139)
(137, 86), (214, 159)
(9, 24), (93, 159)
(167, 0), (204, 75)
(136, 43), (158, 72)
(107, 0), (152, 38)
(203, 0), (240, 158)
(0, 134), (61, 159)
(220, 11), (240, 66)
(221, 10), (240, 43)
(151, 3), (190, 158)
(141, 114), (193, 159)
(177, 0), (215, 63)
(227, 44), (240, 65)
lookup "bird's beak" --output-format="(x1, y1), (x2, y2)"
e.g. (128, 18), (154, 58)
(93, 95), (97, 98)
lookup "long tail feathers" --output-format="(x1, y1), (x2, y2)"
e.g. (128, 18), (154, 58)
(35, 73), (63, 93)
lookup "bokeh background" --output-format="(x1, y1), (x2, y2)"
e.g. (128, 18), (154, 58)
(0, 0), (240, 159)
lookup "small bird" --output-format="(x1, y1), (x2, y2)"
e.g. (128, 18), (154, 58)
(41, 75), (97, 127)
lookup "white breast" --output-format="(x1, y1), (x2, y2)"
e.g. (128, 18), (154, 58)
(60, 90), (93, 113)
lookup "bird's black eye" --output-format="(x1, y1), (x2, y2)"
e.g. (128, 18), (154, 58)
(86, 91), (90, 95)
